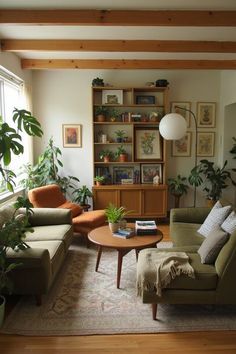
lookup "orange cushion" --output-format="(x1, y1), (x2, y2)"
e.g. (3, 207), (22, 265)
(28, 184), (66, 208)
(73, 210), (106, 233)
(58, 202), (82, 218)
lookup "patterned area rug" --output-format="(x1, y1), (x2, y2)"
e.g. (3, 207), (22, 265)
(2, 239), (236, 336)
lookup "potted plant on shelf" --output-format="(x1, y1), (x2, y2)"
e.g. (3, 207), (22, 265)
(94, 175), (105, 186)
(115, 145), (128, 162)
(168, 175), (189, 208)
(115, 129), (126, 143)
(99, 149), (114, 163)
(92, 77), (104, 87)
(0, 108), (43, 327)
(95, 106), (108, 122)
(109, 108), (120, 122)
(72, 185), (93, 210)
(189, 159), (236, 206)
(105, 203), (129, 233)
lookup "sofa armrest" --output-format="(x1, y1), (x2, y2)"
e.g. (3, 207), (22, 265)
(20, 207), (72, 226)
(6, 247), (51, 269)
(170, 207), (211, 225)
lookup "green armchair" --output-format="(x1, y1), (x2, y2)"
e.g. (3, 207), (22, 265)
(137, 206), (236, 320)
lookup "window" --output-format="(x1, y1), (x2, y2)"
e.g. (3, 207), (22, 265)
(0, 67), (28, 197)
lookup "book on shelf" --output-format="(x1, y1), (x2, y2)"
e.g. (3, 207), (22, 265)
(112, 228), (135, 239)
(135, 220), (157, 235)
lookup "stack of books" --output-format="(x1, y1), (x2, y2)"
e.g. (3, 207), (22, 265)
(112, 228), (134, 239)
(135, 220), (157, 235)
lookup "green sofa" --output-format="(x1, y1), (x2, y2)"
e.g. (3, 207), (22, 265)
(137, 206), (236, 320)
(1, 204), (73, 305)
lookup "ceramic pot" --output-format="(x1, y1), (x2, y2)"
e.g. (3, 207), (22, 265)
(0, 295), (5, 328)
(109, 222), (120, 233)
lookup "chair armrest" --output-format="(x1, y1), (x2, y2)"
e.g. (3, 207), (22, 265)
(20, 207), (72, 226)
(170, 207), (211, 224)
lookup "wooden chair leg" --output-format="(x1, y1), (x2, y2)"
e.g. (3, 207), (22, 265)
(152, 303), (157, 320)
(35, 295), (42, 306)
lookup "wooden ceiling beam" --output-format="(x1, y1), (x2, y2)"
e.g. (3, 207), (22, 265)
(3, 39), (236, 53)
(0, 10), (236, 26)
(21, 59), (236, 70)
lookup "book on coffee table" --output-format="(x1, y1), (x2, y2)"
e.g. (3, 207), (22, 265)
(112, 228), (134, 239)
(135, 220), (157, 235)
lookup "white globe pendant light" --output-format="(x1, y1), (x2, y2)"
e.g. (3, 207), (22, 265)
(159, 113), (187, 140)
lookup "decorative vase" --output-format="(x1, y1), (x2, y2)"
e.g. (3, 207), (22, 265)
(109, 222), (120, 233)
(0, 295), (5, 328)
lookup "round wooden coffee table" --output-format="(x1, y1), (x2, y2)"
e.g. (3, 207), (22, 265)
(88, 224), (163, 289)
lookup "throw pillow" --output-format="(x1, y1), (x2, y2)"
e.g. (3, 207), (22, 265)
(198, 201), (231, 237)
(221, 211), (236, 234)
(198, 227), (229, 264)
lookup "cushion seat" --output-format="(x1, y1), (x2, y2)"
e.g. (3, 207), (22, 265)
(171, 222), (204, 246)
(73, 210), (106, 234)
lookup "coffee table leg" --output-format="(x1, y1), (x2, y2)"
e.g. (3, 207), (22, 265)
(95, 245), (103, 272)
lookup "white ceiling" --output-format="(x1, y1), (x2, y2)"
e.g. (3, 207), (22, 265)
(1, 0), (236, 61)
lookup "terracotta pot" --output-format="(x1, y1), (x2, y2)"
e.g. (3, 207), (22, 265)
(119, 154), (128, 162)
(95, 181), (101, 186)
(104, 156), (110, 163)
(96, 114), (105, 122)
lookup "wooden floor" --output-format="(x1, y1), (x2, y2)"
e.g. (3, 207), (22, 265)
(1, 224), (236, 354)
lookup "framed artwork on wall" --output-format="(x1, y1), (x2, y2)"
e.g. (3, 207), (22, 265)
(197, 132), (215, 156)
(141, 164), (162, 184)
(197, 102), (216, 127)
(62, 124), (82, 148)
(170, 101), (191, 128)
(172, 132), (191, 157)
(134, 127), (162, 161)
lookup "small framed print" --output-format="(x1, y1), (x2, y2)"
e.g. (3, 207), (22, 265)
(134, 127), (162, 161)
(172, 132), (191, 157)
(102, 90), (123, 105)
(136, 95), (155, 105)
(170, 102), (191, 128)
(141, 164), (162, 184)
(63, 124), (82, 147)
(113, 166), (134, 184)
(197, 102), (216, 127)
(197, 132), (215, 157)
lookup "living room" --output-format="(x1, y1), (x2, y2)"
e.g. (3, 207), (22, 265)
(1, 0), (236, 353)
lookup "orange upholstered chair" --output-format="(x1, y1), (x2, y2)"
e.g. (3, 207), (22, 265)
(28, 184), (106, 237)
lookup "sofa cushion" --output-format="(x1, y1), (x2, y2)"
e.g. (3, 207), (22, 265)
(58, 201), (82, 217)
(221, 211), (236, 234)
(25, 224), (73, 251)
(73, 210), (106, 233)
(198, 201), (231, 237)
(170, 222), (204, 246)
(198, 227), (229, 264)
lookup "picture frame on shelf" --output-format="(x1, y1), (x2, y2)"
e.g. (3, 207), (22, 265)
(197, 132), (215, 157)
(141, 164), (162, 184)
(197, 102), (216, 127)
(102, 90), (123, 105)
(134, 127), (162, 161)
(113, 166), (134, 184)
(136, 95), (155, 105)
(62, 124), (82, 148)
(170, 101), (191, 128)
(172, 132), (191, 157)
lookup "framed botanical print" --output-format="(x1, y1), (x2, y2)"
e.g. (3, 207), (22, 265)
(62, 124), (82, 147)
(172, 132), (191, 157)
(170, 101), (191, 128)
(197, 102), (216, 127)
(134, 127), (162, 161)
(141, 164), (162, 184)
(197, 132), (215, 156)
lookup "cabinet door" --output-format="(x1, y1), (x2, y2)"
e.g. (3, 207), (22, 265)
(119, 189), (142, 216)
(93, 189), (118, 209)
(142, 188), (167, 217)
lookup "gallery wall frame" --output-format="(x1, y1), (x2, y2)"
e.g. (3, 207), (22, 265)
(197, 102), (216, 128)
(172, 132), (191, 157)
(170, 101), (191, 128)
(62, 124), (82, 148)
(197, 132), (215, 156)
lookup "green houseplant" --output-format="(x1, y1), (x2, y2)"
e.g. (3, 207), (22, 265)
(99, 149), (114, 163)
(115, 129), (126, 143)
(189, 159), (236, 204)
(109, 108), (120, 122)
(72, 185), (93, 207)
(115, 145), (128, 162)
(92, 77), (104, 87)
(168, 175), (189, 208)
(94, 175), (105, 186)
(105, 203), (129, 233)
(0, 108), (43, 326)
(95, 106), (108, 122)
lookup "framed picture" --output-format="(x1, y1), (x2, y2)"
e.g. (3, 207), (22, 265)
(113, 166), (134, 184)
(141, 164), (162, 184)
(134, 127), (162, 161)
(172, 132), (191, 157)
(62, 124), (82, 147)
(170, 101), (191, 127)
(102, 90), (123, 105)
(197, 132), (215, 156)
(136, 95), (155, 105)
(197, 102), (216, 127)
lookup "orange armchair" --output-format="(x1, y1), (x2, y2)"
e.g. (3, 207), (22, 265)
(28, 184), (106, 236)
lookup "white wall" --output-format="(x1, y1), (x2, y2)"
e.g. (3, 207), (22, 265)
(32, 69), (221, 208)
(0, 52), (32, 85)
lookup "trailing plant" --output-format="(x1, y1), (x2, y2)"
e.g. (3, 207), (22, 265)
(72, 185), (93, 206)
(105, 203), (129, 224)
(189, 159), (236, 202)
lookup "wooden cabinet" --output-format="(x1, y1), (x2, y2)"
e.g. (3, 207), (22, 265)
(92, 85), (169, 218)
